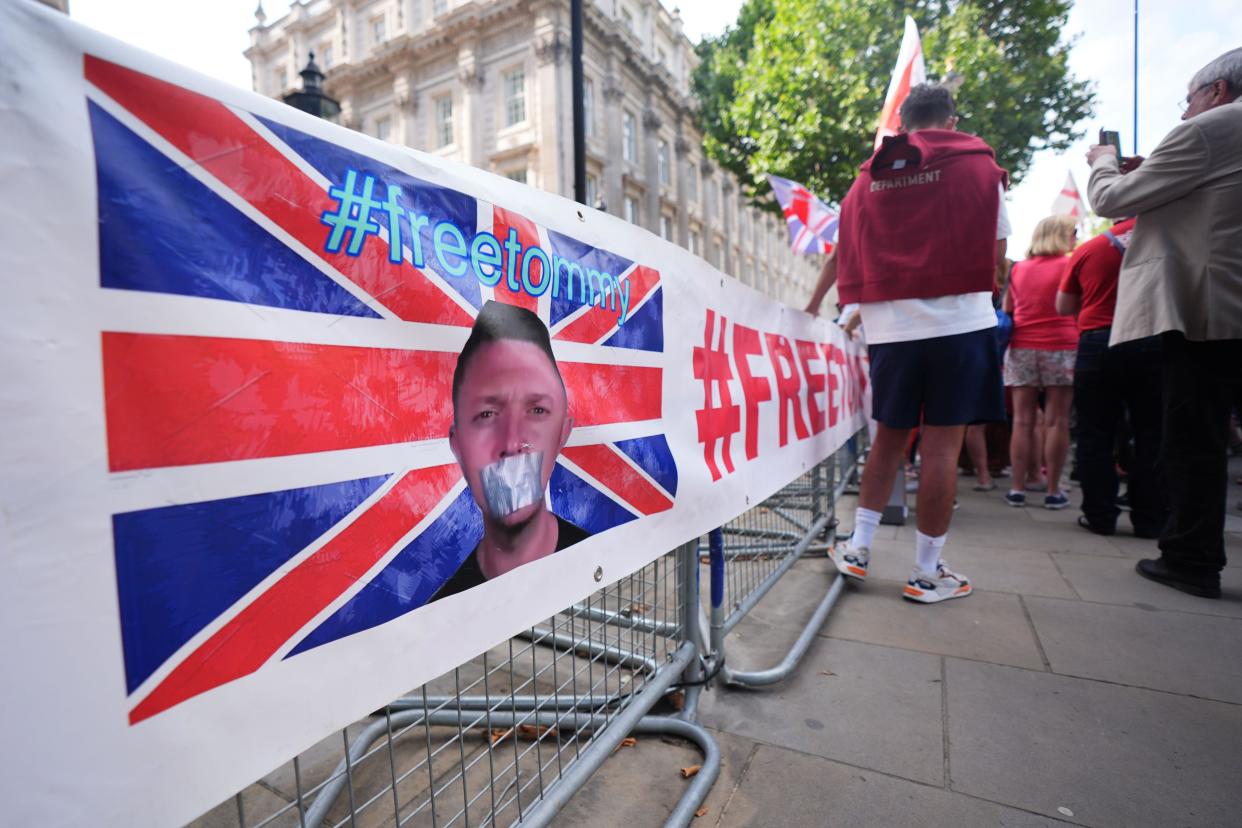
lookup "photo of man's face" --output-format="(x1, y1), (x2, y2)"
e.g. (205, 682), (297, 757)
(432, 300), (590, 602)
(449, 337), (573, 533)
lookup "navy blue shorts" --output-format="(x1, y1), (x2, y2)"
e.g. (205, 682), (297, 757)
(868, 328), (1006, 429)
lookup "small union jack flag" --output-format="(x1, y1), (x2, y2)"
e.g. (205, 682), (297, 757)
(85, 56), (677, 724)
(766, 174), (839, 255)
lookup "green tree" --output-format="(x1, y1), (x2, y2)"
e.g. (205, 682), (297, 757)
(694, 0), (1094, 208)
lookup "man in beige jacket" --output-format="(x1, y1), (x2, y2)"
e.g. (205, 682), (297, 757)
(1087, 47), (1242, 599)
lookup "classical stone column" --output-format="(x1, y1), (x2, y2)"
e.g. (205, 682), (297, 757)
(392, 71), (417, 147)
(761, 213), (775, 296)
(641, 107), (662, 234)
(700, 160), (716, 267)
(457, 45), (485, 168)
(535, 30), (569, 194)
(674, 134), (690, 246)
(601, 76), (625, 214)
(721, 177), (735, 277)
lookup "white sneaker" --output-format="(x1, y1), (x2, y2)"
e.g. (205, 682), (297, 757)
(830, 543), (870, 580)
(902, 560), (972, 603)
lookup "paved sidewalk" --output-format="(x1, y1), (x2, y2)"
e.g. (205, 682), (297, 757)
(564, 463), (1242, 827)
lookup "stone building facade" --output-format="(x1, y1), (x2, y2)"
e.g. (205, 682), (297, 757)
(245, 0), (822, 307)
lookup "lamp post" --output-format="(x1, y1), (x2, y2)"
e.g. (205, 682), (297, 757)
(283, 52), (341, 122)
(571, 0), (586, 204)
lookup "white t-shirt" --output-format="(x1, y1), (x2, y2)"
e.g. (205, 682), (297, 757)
(860, 185), (1010, 345)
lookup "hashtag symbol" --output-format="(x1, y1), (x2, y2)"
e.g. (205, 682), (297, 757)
(693, 309), (740, 482)
(321, 169), (383, 256)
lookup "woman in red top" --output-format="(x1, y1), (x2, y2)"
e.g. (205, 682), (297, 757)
(1003, 215), (1079, 510)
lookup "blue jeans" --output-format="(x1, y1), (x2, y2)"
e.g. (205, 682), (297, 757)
(1073, 330), (1166, 534)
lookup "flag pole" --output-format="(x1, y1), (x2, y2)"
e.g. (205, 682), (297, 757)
(1133, 0), (1139, 155)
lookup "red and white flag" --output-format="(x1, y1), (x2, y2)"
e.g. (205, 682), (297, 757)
(875, 16), (927, 149)
(766, 174), (839, 255)
(1051, 170), (1088, 220)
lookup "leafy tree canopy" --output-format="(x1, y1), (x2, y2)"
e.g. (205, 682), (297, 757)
(693, 0), (1095, 210)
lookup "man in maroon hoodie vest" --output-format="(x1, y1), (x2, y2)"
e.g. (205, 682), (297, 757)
(820, 84), (1010, 604)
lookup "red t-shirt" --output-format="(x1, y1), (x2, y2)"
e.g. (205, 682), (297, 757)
(1058, 219), (1137, 332)
(1008, 255), (1078, 350)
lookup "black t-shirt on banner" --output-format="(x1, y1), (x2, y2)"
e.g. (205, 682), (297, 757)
(432, 515), (590, 602)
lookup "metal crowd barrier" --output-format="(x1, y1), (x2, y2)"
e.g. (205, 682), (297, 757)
(704, 431), (866, 689)
(188, 432), (866, 828)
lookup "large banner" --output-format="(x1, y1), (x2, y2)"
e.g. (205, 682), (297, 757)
(0, 3), (867, 824)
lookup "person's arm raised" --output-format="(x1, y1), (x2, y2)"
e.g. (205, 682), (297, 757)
(1087, 122), (1209, 218)
(805, 250), (837, 316)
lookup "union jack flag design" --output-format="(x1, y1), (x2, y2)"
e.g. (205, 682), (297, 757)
(766, 174), (839, 255)
(85, 56), (677, 725)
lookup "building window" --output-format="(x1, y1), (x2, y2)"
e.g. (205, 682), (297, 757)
(687, 163), (697, 200)
(505, 168), (528, 184)
(621, 8), (634, 32)
(273, 63), (288, 92)
(622, 111), (636, 163)
(688, 229), (700, 256)
(434, 95), (453, 147)
(320, 44), (333, 68)
(503, 69), (526, 127)
(374, 116), (391, 142)
(371, 16), (386, 47)
(656, 47), (667, 66)
(586, 173), (599, 207)
(433, 0), (448, 14)
(583, 78), (595, 137)
(658, 141), (670, 185)
(660, 214), (672, 240)
(624, 196), (639, 225)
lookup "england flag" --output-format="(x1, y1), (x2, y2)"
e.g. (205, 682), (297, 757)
(875, 16), (927, 149)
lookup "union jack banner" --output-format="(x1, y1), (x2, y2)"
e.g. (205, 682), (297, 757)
(85, 56), (678, 725)
(766, 174), (839, 255)
(2, 6), (870, 821)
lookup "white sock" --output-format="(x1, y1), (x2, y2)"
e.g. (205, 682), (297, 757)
(915, 531), (947, 575)
(850, 507), (882, 550)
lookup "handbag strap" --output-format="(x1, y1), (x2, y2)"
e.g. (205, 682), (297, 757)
(1103, 230), (1128, 255)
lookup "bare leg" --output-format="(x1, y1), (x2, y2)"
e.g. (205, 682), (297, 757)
(1029, 407), (1047, 488)
(859, 422), (912, 513)
(1009, 387), (1039, 493)
(916, 425), (968, 536)
(1044, 385), (1074, 496)
(965, 424), (992, 486)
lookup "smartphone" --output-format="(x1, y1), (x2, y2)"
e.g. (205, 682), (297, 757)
(1099, 129), (1123, 155)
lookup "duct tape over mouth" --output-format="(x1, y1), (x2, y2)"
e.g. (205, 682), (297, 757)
(479, 451), (545, 518)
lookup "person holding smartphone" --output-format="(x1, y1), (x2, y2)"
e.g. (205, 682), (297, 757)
(1086, 47), (1242, 600)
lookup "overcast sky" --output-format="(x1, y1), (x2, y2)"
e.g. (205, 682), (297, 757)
(69, 0), (1237, 259)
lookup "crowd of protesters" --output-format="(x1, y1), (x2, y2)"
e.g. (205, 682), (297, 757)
(806, 46), (1241, 603)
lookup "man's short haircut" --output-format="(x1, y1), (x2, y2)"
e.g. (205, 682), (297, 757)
(1191, 47), (1242, 95)
(899, 83), (957, 132)
(451, 300), (564, 412)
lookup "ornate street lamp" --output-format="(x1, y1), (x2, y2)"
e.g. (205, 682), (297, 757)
(283, 52), (340, 122)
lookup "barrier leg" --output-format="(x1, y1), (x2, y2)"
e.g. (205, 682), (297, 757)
(881, 466), (907, 525)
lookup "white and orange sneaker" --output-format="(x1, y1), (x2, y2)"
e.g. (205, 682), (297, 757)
(830, 543), (870, 581)
(902, 560), (972, 603)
